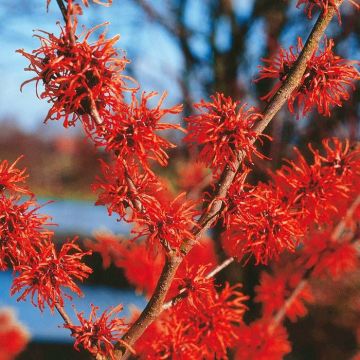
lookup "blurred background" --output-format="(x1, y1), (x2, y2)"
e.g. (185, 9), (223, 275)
(0, 0), (359, 359)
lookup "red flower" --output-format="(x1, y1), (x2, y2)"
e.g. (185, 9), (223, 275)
(138, 312), (202, 360)
(0, 157), (30, 195)
(17, 17), (129, 131)
(92, 158), (162, 221)
(255, 270), (313, 321)
(222, 184), (303, 265)
(134, 192), (198, 252)
(95, 91), (183, 170)
(311, 137), (360, 184)
(296, 0), (359, 23)
(235, 321), (291, 360)
(64, 304), (130, 360)
(270, 141), (354, 226)
(11, 239), (92, 312)
(0, 196), (52, 270)
(303, 231), (359, 278)
(256, 38), (360, 117)
(185, 93), (267, 174)
(139, 283), (247, 359)
(170, 264), (216, 310)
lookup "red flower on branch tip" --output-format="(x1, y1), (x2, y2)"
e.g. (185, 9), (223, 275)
(171, 264), (216, 310)
(296, 0), (359, 23)
(93, 158), (163, 222)
(11, 239), (92, 312)
(222, 184), (304, 265)
(0, 157), (30, 195)
(185, 93), (268, 174)
(95, 91), (184, 170)
(134, 192), (199, 252)
(17, 17), (131, 131)
(256, 37), (360, 117)
(65, 304), (131, 360)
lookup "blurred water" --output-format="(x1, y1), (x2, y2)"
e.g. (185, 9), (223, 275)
(39, 198), (130, 235)
(0, 272), (146, 342)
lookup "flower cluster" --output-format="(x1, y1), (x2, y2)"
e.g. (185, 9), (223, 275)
(87, 231), (217, 297)
(222, 183), (303, 264)
(271, 138), (359, 226)
(222, 138), (359, 264)
(185, 93), (267, 174)
(18, 14), (129, 131)
(11, 240), (92, 312)
(64, 305), (130, 360)
(257, 38), (360, 117)
(138, 283), (248, 359)
(0, 158), (51, 270)
(94, 92), (183, 170)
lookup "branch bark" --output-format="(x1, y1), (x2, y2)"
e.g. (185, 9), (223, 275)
(115, 1), (344, 358)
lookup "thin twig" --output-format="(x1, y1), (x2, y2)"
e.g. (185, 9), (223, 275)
(56, 0), (68, 23)
(269, 279), (308, 333)
(205, 257), (235, 279)
(115, 2), (344, 358)
(55, 303), (74, 327)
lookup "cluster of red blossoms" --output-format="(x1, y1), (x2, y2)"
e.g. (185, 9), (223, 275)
(8, 0), (360, 359)
(257, 37), (360, 117)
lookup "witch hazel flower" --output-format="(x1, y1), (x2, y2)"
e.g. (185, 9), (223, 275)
(64, 304), (130, 360)
(0, 157), (30, 195)
(95, 91), (184, 170)
(11, 239), (92, 312)
(222, 183), (304, 265)
(17, 12), (130, 132)
(256, 37), (360, 117)
(185, 93), (268, 175)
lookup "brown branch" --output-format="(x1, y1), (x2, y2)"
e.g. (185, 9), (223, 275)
(268, 278), (308, 333)
(55, 0), (68, 23)
(55, 303), (74, 328)
(114, 255), (182, 359)
(114, 2), (344, 358)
